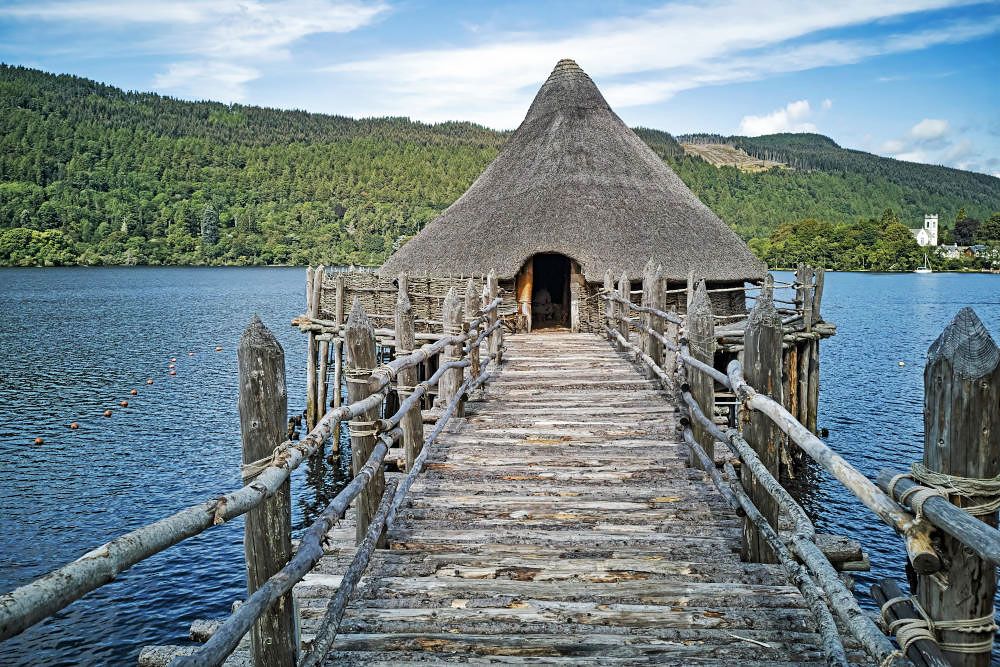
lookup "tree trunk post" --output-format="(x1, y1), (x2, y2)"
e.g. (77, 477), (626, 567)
(665, 304), (679, 392)
(305, 266), (318, 432)
(345, 298), (385, 547)
(486, 269), (502, 365)
(394, 274), (424, 472)
(238, 316), (297, 666)
(437, 287), (464, 409)
(687, 280), (715, 469)
(330, 274), (346, 454)
(740, 276), (783, 563)
(807, 268), (825, 433)
(617, 272), (629, 353)
(917, 307), (1000, 667)
(465, 278), (481, 380)
(641, 259), (664, 379)
(603, 269), (615, 341)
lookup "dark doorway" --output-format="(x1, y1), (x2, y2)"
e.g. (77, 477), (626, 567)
(531, 253), (570, 329)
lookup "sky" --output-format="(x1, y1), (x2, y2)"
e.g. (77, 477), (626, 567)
(1, 0), (998, 176)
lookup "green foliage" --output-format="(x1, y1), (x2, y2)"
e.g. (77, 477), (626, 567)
(1, 64), (997, 268)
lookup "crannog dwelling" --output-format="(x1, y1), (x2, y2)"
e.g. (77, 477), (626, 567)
(379, 59), (766, 332)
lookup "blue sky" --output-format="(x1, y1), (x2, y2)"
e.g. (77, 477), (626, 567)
(1, 0), (998, 175)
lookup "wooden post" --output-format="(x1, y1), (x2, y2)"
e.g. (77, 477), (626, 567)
(664, 304), (679, 391)
(465, 278), (481, 380)
(486, 269), (502, 364)
(617, 272), (629, 352)
(807, 268), (825, 433)
(331, 274), (346, 453)
(917, 307), (1000, 667)
(740, 275), (783, 564)
(603, 269), (614, 341)
(687, 281), (715, 469)
(305, 267), (318, 431)
(686, 268), (695, 310)
(238, 316), (296, 666)
(395, 275), (423, 471)
(645, 262), (665, 379)
(345, 298), (385, 547)
(437, 288), (463, 409)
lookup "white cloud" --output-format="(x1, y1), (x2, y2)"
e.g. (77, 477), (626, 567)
(821, 98), (833, 110)
(0, 0), (389, 100)
(318, 0), (998, 126)
(910, 118), (949, 139)
(739, 99), (817, 135)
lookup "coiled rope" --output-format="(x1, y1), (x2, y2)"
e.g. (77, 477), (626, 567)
(880, 594), (998, 655)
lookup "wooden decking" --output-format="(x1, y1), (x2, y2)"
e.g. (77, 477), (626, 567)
(300, 332), (832, 664)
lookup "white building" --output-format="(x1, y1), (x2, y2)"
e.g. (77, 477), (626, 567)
(911, 214), (938, 247)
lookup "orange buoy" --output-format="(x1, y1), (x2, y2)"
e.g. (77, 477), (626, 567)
(34, 437), (44, 445)
(69, 422), (79, 429)
(130, 389), (138, 396)
(119, 400), (129, 408)
(169, 369), (177, 376)
(170, 357), (177, 362)
(146, 378), (154, 385)
(103, 409), (113, 417)
(215, 346), (223, 352)
(168, 364), (175, 370)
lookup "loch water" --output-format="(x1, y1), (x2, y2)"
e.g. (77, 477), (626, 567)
(0, 267), (998, 666)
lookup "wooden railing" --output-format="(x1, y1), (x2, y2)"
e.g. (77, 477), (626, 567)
(0, 272), (505, 667)
(603, 271), (1000, 667)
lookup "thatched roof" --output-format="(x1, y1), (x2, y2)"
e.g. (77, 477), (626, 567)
(380, 59), (766, 283)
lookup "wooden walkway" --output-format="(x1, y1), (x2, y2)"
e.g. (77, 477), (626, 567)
(298, 332), (834, 664)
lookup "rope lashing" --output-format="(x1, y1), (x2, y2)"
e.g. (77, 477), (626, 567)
(888, 464), (1000, 517)
(344, 367), (374, 384)
(886, 472), (947, 520)
(348, 420), (378, 437)
(880, 593), (999, 655)
(241, 440), (293, 482)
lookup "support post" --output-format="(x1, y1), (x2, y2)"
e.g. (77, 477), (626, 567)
(486, 270), (502, 364)
(687, 281), (715, 469)
(617, 272), (629, 352)
(331, 274), (346, 453)
(740, 276), (783, 564)
(664, 304), (679, 391)
(917, 308), (1000, 667)
(238, 317), (296, 666)
(465, 278), (481, 380)
(345, 299), (385, 547)
(644, 261), (665, 379)
(686, 269), (695, 310)
(395, 274), (423, 471)
(437, 288), (464, 409)
(305, 267), (318, 431)
(603, 269), (615, 342)
(807, 268), (825, 433)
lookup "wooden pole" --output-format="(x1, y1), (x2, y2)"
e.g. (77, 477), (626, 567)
(917, 307), (1000, 667)
(686, 268), (695, 311)
(603, 269), (614, 342)
(395, 274), (423, 471)
(238, 316), (296, 666)
(465, 278), (481, 380)
(617, 272), (629, 352)
(345, 298), (385, 547)
(686, 281), (715, 469)
(305, 267), (318, 431)
(437, 288), (463, 409)
(331, 274), (346, 453)
(641, 259), (664, 380)
(740, 275), (783, 564)
(486, 270), (502, 364)
(807, 267), (825, 433)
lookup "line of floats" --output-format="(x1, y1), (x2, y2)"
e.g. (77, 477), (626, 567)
(30, 345), (226, 445)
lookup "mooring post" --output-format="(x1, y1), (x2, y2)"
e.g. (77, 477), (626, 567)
(617, 272), (629, 352)
(665, 304), (679, 392)
(917, 308), (1000, 667)
(687, 281), (715, 469)
(305, 266), (318, 432)
(238, 316), (297, 666)
(797, 266), (814, 429)
(437, 287), (463, 409)
(314, 266), (328, 457)
(603, 269), (614, 342)
(807, 267), (825, 433)
(740, 276), (783, 564)
(394, 274), (423, 472)
(345, 298), (386, 547)
(486, 269), (502, 364)
(641, 259), (664, 380)
(331, 273), (346, 453)
(465, 278), (481, 380)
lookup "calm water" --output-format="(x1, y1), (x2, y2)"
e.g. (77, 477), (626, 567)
(0, 267), (998, 665)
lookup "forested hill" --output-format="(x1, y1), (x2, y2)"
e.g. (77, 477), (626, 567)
(1, 64), (997, 267)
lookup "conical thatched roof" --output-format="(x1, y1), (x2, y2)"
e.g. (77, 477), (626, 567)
(380, 59), (766, 283)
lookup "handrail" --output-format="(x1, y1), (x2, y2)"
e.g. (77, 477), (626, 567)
(601, 292), (683, 325)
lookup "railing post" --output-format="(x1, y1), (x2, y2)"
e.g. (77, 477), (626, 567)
(917, 307), (1000, 667)
(643, 260), (664, 380)
(807, 267), (825, 433)
(305, 266), (318, 432)
(603, 269), (614, 341)
(487, 269), (502, 365)
(238, 316), (296, 666)
(740, 276), (782, 564)
(617, 272), (629, 352)
(395, 274), (424, 472)
(465, 278), (481, 380)
(687, 281), (715, 469)
(437, 287), (463, 409)
(665, 304), (679, 390)
(331, 274), (346, 453)
(345, 298), (386, 547)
